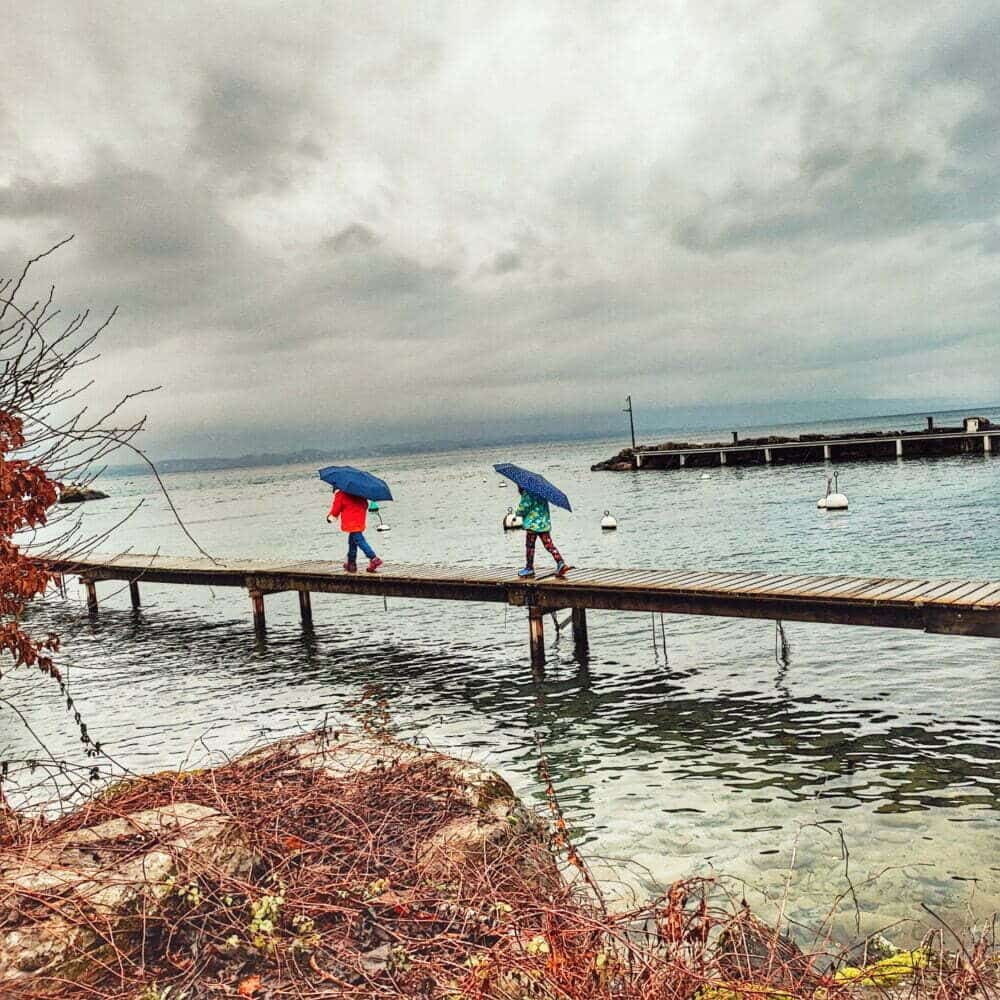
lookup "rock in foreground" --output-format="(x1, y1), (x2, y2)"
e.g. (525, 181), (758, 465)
(0, 731), (557, 998)
(1, 731), (993, 999)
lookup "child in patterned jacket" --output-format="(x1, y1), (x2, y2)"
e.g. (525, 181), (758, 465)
(514, 488), (570, 578)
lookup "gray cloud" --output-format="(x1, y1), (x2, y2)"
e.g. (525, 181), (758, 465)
(189, 71), (324, 192)
(324, 223), (380, 254)
(1, 1), (998, 459)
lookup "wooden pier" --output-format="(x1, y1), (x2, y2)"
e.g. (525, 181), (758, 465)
(43, 553), (1000, 673)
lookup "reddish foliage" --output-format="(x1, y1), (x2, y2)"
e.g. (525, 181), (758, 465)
(0, 410), (60, 681)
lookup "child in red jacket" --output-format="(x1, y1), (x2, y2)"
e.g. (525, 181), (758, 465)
(327, 490), (383, 573)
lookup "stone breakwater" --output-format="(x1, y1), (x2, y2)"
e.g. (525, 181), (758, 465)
(593, 418), (997, 471)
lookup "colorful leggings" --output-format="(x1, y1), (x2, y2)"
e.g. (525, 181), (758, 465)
(525, 531), (562, 568)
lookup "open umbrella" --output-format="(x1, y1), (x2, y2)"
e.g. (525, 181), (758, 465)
(493, 463), (572, 511)
(318, 465), (393, 501)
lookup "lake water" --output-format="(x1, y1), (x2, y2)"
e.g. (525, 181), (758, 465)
(9, 408), (1000, 946)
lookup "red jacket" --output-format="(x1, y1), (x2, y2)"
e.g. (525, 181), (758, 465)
(329, 491), (368, 533)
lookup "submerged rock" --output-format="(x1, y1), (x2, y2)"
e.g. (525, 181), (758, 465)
(715, 905), (818, 990)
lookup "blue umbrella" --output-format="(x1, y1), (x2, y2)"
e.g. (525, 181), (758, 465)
(318, 465), (393, 501)
(493, 463), (572, 512)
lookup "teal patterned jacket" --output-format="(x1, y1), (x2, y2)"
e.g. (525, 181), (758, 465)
(515, 492), (551, 533)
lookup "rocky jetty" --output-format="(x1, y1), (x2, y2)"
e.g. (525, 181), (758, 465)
(591, 447), (638, 471)
(57, 485), (109, 503)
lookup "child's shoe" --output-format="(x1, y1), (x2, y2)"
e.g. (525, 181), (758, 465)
(367, 557), (383, 573)
(517, 567), (535, 578)
(555, 560), (571, 577)
(343, 562), (358, 573)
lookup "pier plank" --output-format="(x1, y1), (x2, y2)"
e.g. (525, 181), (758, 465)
(925, 581), (996, 605)
(963, 583), (1000, 607)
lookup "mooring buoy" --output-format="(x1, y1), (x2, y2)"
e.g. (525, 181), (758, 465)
(817, 473), (848, 510)
(601, 510), (618, 530)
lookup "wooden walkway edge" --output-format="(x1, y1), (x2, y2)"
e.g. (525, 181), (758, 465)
(41, 553), (1000, 673)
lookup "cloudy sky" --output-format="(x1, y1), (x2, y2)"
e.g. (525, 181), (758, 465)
(2, 1), (998, 457)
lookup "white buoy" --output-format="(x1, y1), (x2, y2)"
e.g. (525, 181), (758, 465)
(600, 510), (618, 530)
(498, 480), (508, 488)
(376, 523), (391, 532)
(700, 473), (711, 480)
(503, 507), (523, 530)
(817, 473), (848, 510)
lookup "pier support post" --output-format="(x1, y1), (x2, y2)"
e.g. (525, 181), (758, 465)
(896, 438), (904, 457)
(571, 607), (589, 659)
(128, 580), (141, 609)
(298, 590), (313, 627)
(763, 448), (771, 463)
(83, 578), (98, 614)
(250, 589), (266, 631)
(635, 453), (642, 469)
(823, 445), (831, 460)
(679, 454), (686, 467)
(985, 435), (992, 454)
(528, 607), (545, 677)
(719, 451), (727, 466)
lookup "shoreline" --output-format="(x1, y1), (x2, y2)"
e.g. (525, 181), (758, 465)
(2, 731), (995, 997)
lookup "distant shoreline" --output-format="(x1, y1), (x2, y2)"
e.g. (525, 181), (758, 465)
(104, 402), (999, 477)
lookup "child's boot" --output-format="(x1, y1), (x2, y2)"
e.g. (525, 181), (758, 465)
(517, 567), (535, 578)
(343, 561), (358, 573)
(367, 557), (383, 573)
(555, 560), (571, 577)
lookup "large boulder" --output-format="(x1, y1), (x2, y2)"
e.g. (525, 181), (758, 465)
(282, 731), (539, 876)
(0, 732), (544, 995)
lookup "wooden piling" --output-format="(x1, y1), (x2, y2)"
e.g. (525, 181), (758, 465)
(571, 607), (589, 658)
(298, 590), (313, 627)
(528, 607), (545, 676)
(83, 578), (98, 614)
(250, 589), (266, 630)
(128, 580), (141, 609)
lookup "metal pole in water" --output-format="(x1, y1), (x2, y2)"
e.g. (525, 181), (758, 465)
(624, 395), (636, 451)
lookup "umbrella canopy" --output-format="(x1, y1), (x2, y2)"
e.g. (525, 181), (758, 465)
(318, 465), (393, 501)
(493, 463), (572, 511)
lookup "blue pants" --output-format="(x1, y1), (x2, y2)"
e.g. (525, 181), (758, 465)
(347, 531), (375, 563)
